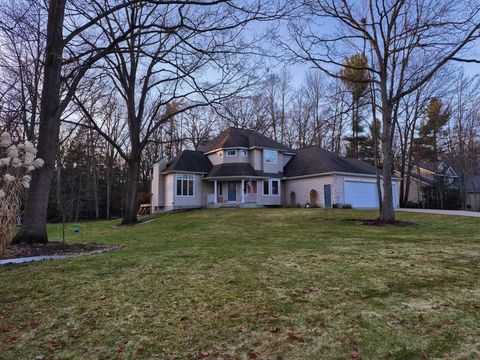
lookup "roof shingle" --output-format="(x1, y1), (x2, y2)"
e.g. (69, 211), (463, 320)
(164, 150), (212, 173)
(198, 127), (293, 153)
(284, 146), (379, 178)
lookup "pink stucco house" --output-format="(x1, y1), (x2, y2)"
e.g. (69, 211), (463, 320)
(151, 128), (400, 212)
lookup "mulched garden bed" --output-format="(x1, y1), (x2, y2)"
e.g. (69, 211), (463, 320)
(2, 242), (122, 259)
(347, 218), (417, 227)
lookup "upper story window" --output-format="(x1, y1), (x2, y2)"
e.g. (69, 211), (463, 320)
(226, 149), (237, 156)
(240, 150), (248, 157)
(264, 150), (277, 164)
(176, 174), (194, 197)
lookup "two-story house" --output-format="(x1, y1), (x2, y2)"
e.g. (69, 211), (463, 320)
(399, 161), (460, 208)
(151, 128), (400, 212)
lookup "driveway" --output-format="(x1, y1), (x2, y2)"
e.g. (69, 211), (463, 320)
(396, 208), (480, 217)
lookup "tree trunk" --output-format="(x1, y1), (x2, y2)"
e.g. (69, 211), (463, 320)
(380, 102), (395, 222)
(122, 158), (140, 225)
(12, 0), (66, 244)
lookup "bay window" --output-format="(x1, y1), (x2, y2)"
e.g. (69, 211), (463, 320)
(176, 174), (194, 196)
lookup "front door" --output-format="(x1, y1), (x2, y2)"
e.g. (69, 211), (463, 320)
(324, 184), (332, 208)
(228, 181), (237, 202)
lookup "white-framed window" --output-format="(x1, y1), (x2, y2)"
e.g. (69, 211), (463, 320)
(264, 150), (277, 164)
(226, 149), (237, 156)
(272, 180), (279, 195)
(263, 179), (280, 196)
(217, 182), (223, 196)
(218, 151), (223, 157)
(176, 174), (194, 196)
(263, 180), (270, 195)
(240, 150), (248, 157)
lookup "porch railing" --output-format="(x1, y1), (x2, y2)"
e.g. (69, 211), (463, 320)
(243, 192), (257, 203)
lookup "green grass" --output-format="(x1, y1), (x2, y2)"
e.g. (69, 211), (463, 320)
(1, 209), (480, 359)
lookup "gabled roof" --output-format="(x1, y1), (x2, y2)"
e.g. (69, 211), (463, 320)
(164, 150), (212, 173)
(198, 127), (293, 153)
(206, 163), (283, 179)
(417, 161), (457, 177)
(284, 146), (380, 178)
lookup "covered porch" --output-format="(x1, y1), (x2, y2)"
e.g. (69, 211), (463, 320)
(206, 178), (262, 207)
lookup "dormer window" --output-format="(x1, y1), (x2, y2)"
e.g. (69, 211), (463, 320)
(264, 150), (277, 164)
(240, 150), (247, 157)
(226, 150), (237, 156)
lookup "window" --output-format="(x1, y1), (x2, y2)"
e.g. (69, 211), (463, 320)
(217, 182), (222, 196)
(240, 150), (248, 157)
(263, 179), (280, 196)
(272, 180), (279, 195)
(263, 180), (270, 195)
(264, 150), (277, 164)
(226, 149), (237, 156)
(176, 174), (194, 196)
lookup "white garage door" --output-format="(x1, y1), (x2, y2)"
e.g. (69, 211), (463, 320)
(344, 181), (379, 208)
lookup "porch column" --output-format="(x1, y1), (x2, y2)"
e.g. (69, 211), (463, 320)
(241, 179), (245, 203)
(214, 180), (218, 204)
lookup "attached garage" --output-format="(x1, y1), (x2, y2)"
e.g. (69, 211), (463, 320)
(283, 146), (400, 208)
(344, 180), (379, 208)
(344, 179), (399, 209)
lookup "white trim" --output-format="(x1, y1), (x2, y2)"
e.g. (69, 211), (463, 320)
(204, 146), (294, 155)
(204, 175), (270, 180)
(262, 178), (281, 196)
(283, 171), (401, 181)
(162, 170), (207, 175)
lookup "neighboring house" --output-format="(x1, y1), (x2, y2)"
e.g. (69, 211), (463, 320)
(399, 161), (459, 208)
(465, 176), (480, 211)
(151, 128), (400, 212)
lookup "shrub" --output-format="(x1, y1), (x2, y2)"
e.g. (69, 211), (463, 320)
(0, 132), (43, 257)
(342, 204), (353, 209)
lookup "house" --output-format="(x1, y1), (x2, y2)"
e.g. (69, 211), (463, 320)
(399, 161), (460, 208)
(465, 176), (480, 211)
(150, 128), (400, 212)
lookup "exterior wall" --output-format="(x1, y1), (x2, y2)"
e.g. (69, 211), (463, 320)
(171, 173), (204, 208)
(283, 175), (335, 207)
(466, 192), (480, 211)
(207, 151), (224, 166)
(251, 149), (263, 171)
(207, 149), (250, 165)
(257, 179), (282, 206)
(163, 174), (175, 209)
(207, 148), (290, 175)
(262, 150), (283, 174)
(151, 158), (166, 213)
(404, 178), (424, 204)
(283, 175), (401, 208)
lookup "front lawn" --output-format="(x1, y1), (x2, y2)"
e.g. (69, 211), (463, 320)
(1, 209), (479, 359)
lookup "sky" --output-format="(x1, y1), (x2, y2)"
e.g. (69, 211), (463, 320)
(246, 16), (480, 90)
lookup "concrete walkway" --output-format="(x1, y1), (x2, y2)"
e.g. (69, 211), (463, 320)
(396, 208), (480, 217)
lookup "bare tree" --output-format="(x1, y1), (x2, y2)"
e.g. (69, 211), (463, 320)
(285, 0), (480, 221)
